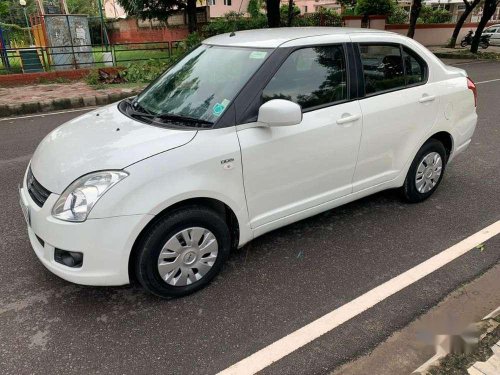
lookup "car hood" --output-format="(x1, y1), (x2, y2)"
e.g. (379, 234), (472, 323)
(31, 104), (197, 194)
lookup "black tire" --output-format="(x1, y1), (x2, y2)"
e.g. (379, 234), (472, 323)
(402, 139), (447, 203)
(480, 41), (489, 49)
(460, 40), (468, 47)
(135, 206), (231, 298)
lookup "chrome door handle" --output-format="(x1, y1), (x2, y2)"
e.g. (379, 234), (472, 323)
(419, 95), (436, 103)
(336, 114), (361, 125)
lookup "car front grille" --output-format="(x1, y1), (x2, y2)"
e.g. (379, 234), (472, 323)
(26, 167), (51, 207)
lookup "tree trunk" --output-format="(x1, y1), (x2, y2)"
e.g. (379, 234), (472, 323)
(287, 0), (294, 27)
(449, 0), (480, 48)
(471, 0), (498, 53)
(266, 0), (281, 28)
(407, 0), (422, 39)
(187, 0), (198, 33)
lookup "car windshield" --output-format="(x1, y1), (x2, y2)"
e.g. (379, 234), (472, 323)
(134, 45), (271, 124)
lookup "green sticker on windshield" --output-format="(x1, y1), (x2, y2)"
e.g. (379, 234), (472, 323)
(249, 51), (268, 60)
(213, 99), (230, 117)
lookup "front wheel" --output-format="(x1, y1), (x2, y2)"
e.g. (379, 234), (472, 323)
(480, 41), (489, 49)
(401, 139), (447, 203)
(460, 40), (468, 47)
(135, 206), (231, 298)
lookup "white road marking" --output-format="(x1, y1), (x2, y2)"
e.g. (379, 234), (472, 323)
(476, 78), (500, 85)
(0, 107), (96, 122)
(217, 220), (500, 375)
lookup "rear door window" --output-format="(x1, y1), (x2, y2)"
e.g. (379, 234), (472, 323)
(359, 44), (405, 95)
(403, 47), (427, 85)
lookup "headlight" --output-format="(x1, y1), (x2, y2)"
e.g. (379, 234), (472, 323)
(52, 171), (128, 222)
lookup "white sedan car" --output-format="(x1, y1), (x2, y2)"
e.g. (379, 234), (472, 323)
(483, 24), (500, 45)
(20, 28), (477, 298)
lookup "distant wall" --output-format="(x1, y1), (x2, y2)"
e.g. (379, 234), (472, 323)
(108, 19), (189, 44)
(385, 22), (497, 46)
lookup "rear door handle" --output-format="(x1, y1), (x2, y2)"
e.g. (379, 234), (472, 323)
(419, 95), (436, 103)
(336, 114), (361, 125)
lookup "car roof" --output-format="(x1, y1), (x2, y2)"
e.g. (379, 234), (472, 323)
(203, 27), (395, 48)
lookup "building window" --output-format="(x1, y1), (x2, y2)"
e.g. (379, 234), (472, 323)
(304, 5), (308, 12)
(224, 0), (232, 5)
(208, 0), (215, 5)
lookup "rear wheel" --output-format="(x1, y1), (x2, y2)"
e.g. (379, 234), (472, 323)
(480, 41), (489, 49)
(135, 206), (231, 298)
(402, 139), (447, 203)
(460, 40), (468, 47)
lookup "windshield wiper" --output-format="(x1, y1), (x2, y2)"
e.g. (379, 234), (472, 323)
(125, 99), (214, 128)
(155, 114), (214, 126)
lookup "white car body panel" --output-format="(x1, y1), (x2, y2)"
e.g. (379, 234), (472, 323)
(483, 25), (500, 46)
(238, 101), (362, 228)
(21, 28), (478, 286)
(31, 104), (197, 193)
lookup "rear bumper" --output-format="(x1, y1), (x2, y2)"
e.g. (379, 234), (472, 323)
(20, 180), (153, 286)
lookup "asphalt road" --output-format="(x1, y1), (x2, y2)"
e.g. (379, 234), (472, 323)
(1, 61), (499, 375)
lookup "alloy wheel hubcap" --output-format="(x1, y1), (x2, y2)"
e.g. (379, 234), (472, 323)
(157, 227), (218, 286)
(415, 152), (443, 194)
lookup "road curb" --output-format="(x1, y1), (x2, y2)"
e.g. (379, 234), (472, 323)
(0, 89), (142, 118)
(412, 305), (500, 375)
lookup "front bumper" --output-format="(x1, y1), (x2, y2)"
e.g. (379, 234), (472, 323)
(20, 179), (153, 286)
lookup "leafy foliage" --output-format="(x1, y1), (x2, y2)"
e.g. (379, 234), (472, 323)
(0, 22), (30, 46)
(387, 5), (408, 24)
(355, 0), (393, 16)
(122, 59), (173, 83)
(247, 0), (263, 18)
(417, 5), (452, 24)
(202, 12), (267, 37)
(280, 3), (300, 23)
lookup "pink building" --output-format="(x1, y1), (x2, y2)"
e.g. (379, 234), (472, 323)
(286, 0), (341, 15)
(205, 0), (251, 17)
(104, 0), (251, 20)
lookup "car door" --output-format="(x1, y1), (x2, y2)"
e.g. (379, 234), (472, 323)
(351, 42), (439, 192)
(236, 45), (363, 229)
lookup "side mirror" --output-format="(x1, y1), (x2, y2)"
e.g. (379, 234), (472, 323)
(257, 99), (302, 127)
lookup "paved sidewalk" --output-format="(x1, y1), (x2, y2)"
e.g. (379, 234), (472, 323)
(0, 82), (145, 117)
(332, 264), (500, 375)
(468, 339), (500, 374)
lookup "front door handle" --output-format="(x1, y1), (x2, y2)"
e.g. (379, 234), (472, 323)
(419, 95), (436, 103)
(336, 113), (361, 125)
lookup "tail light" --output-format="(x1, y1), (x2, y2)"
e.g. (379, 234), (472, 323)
(467, 77), (477, 107)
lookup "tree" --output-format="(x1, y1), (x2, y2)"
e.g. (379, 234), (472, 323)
(355, 0), (393, 26)
(407, 0), (422, 38)
(266, 0), (280, 27)
(247, 0), (262, 18)
(471, 0), (500, 53)
(417, 5), (452, 23)
(287, 0), (294, 26)
(117, 0), (198, 33)
(355, 0), (393, 16)
(66, 0), (100, 16)
(448, 0), (480, 48)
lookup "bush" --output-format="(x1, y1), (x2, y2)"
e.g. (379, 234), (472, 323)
(122, 59), (173, 83)
(0, 22), (30, 46)
(247, 0), (262, 18)
(355, 0), (393, 16)
(202, 12), (267, 37)
(280, 4), (301, 25)
(295, 8), (343, 27)
(417, 5), (452, 24)
(387, 5), (408, 24)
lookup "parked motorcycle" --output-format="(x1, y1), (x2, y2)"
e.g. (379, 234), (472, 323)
(460, 30), (491, 49)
